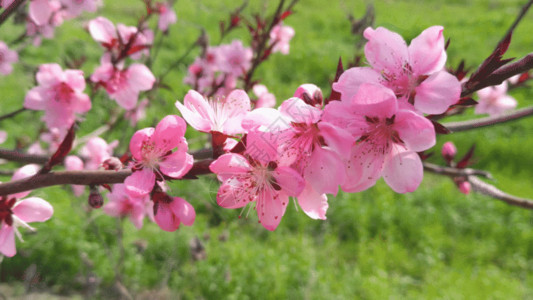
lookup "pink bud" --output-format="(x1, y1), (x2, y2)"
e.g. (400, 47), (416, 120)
(458, 181), (471, 195)
(441, 141), (457, 163)
(102, 157), (123, 171)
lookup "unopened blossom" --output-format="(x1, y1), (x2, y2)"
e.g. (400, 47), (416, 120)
(293, 83), (323, 107)
(0, 41), (18, 75)
(217, 40), (253, 77)
(88, 17), (153, 60)
(24, 63), (91, 129)
(270, 24), (295, 55)
(0, 195), (54, 257)
(475, 81), (517, 116)
(176, 89), (251, 135)
(156, 2), (177, 32)
(333, 26), (460, 114)
(457, 180), (471, 195)
(152, 191), (194, 232)
(441, 141), (456, 164)
(91, 55), (155, 110)
(124, 115), (193, 197)
(210, 152), (305, 230)
(103, 184), (152, 229)
(323, 83), (436, 193)
(253, 84), (276, 108)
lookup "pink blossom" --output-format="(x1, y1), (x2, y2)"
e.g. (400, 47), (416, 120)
(24, 63), (91, 129)
(0, 41), (18, 75)
(60, 0), (101, 19)
(475, 81), (517, 116)
(253, 84), (276, 108)
(176, 89), (251, 135)
(457, 180), (471, 195)
(210, 153), (305, 230)
(88, 17), (153, 60)
(217, 40), (253, 77)
(125, 98), (149, 126)
(323, 83), (436, 193)
(79, 137), (118, 170)
(11, 164), (40, 199)
(103, 184), (152, 229)
(26, 19), (56, 46)
(124, 115), (193, 197)
(29, 0), (61, 26)
(0, 195), (53, 257)
(152, 192), (195, 232)
(91, 55), (155, 110)
(65, 155), (85, 196)
(333, 26), (460, 114)
(270, 24), (295, 55)
(156, 2), (177, 32)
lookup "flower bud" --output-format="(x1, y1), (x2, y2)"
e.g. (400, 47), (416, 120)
(294, 84), (323, 107)
(102, 157), (123, 171)
(88, 187), (104, 208)
(457, 181), (471, 195)
(441, 141), (457, 164)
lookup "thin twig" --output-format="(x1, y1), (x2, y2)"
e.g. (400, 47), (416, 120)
(0, 107), (26, 122)
(469, 176), (533, 209)
(443, 106), (533, 132)
(423, 162), (493, 179)
(0, 148), (49, 164)
(500, 0), (533, 46)
(0, 0), (25, 27)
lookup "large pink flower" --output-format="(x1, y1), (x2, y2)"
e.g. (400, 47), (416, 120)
(24, 63), (91, 129)
(0, 41), (18, 75)
(91, 55), (155, 110)
(103, 184), (152, 229)
(176, 89), (251, 135)
(210, 153), (305, 231)
(324, 83), (435, 193)
(333, 26), (460, 114)
(124, 115), (193, 197)
(475, 81), (517, 116)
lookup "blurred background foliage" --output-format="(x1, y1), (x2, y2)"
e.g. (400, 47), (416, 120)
(0, 0), (532, 298)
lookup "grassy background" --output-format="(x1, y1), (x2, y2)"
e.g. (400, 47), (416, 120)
(1, 0), (533, 298)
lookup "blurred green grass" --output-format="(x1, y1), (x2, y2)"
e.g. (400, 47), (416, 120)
(1, 0), (533, 298)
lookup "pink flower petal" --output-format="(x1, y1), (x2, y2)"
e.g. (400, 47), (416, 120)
(129, 127), (154, 161)
(169, 197), (195, 226)
(29, 0), (54, 26)
(408, 26), (446, 75)
(304, 147), (345, 195)
(257, 189), (287, 231)
(88, 17), (116, 45)
(154, 202), (180, 232)
(414, 71), (461, 114)
(11, 164), (39, 199)
(317, 122), (353, 159)
(332, 67), (381, 102)
(393, 110), (435, 152)
(0, 130), (7, 144)
(127, 64), (156, 91)
(342, 143), (384, 193)
(125, 168), (156, 197)
(273, 166), (305, 197)
(153, 115), (187, 151)
(382, 147), (423, 193)
(176, 90), (214, 132)
(13, 197), (53, 223)
(350, 83), (398, 118)
(364, 27), (409, 76)
(36, 63), (63, 87)
(242, 107), (289, 131)
(159, 150), (193, 179)
(280, 98), (322, 124)
(297, 183), (328, 220)
(24, 87), (47, 110)
(209, 153), (251, 182)
(0, 224), (16, 257)
(216, 177), (255, 209)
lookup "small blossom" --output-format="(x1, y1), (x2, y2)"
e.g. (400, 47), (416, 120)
(0, 41), (18, 75)
(475, 81), (517, 116)
(24, 63), (91, 129)
(124, 115), (193, 197)
(217, 40), (252, 77)
(156, 2), (177, 32)
(441, 141), (456, 164)
(269, 24), (295, 55)
(104, 184), (153, 229)
(253, 84), (276, 108)
(152, 191), (194, 232)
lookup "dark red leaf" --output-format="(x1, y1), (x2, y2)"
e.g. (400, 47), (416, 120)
(326, 57), (344, 104)
(280, 11), (292, 20)
(457, 144), (476, 169)
(430, 120), (451, 135)
(445, 37), (451, 51)
(126, 44), (150, 56)
(417, 151), (434, 161)
(454, 97), (478, 107)
(39, 124), (75, 174)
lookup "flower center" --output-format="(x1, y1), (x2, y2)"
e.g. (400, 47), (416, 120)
(54, 82), (75, 103)
(359, 115), (403, 152)
(106, 69), (129, 94)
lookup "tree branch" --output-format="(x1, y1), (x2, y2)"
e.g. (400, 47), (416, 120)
(442, 106), (533, 132)
(0, 0), (25, 27)
(423, 162), (493, 179)
(469, 176), (533, 209)
(0, 148), (49, 164)
(0, 107), (26, 122)
(0, 159), (214, 196)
